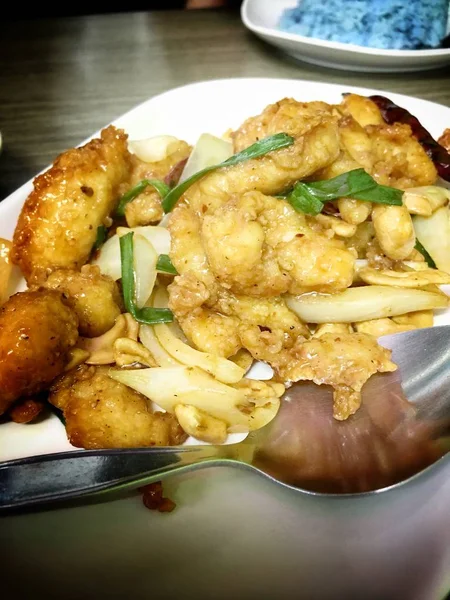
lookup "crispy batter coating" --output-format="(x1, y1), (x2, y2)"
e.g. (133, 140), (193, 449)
(12, 126), (131, 284)
(177, 309), (241, 357)
(168, 204), (219, 300)
(438, 128), (450, 153)
(49, 365), (187, 449)
(43, 265), (123, 337)
(185, 99), (340, 216)
(336, 95), (437, 189)
(0, 290), (79, 415)
(123, 141), (191, 227)
(240, 327), (396, 420)
(8, 397), (45, 423)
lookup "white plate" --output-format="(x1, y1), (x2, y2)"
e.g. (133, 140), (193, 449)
(2, 79), (450, 599)
(242, 0), (450, 73)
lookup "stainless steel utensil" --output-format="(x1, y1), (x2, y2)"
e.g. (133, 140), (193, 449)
(1, 325), (450, 512)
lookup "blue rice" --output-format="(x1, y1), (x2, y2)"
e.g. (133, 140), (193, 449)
(278, 0), (449, 50)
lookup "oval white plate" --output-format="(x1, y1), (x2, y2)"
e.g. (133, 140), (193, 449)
(242, 0), (450, 73)
(2, 79), (450, 599)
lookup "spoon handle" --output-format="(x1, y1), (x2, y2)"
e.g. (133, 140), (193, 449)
(0, 447), (221, 513)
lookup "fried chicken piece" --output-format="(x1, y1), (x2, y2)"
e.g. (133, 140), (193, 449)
(367, 122), (437, 189)
(239, 328), (396, 420)
(43, 265), (123, 337)
(438, 128), (450, 153)
(185, 99), (340, 216)
(177, 309), (241, 357)
(338, 93), (385, 128)
(216, 292), (309, 344)
(283, 333), (396, 421)
(0, 290), (79, 415)
(12, 126), (131, 284)
(8, 397), (45, 424)
(337, 94), (437, 189)
(123, 141), (191, 227)
(49, 365), (187, 448)
(168, 204), (219, 305)
(201, 192), (355, 296)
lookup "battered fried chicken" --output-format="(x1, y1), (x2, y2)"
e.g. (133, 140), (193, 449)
(43, 265), (123, 337)
(49, 365), (187, 448)
(438, 128), (450, 153)
(185, 99), (340, 216)
(240, 331), (397, 421)
(0, 290), (78, 415)
(8, 397), (45, 424)
(336, 94), (437, 189)
(12, 126), (131, 284)
(123, 140), (191, 227)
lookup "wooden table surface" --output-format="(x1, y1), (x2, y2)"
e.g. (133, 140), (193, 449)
(0, 9), (449, 200)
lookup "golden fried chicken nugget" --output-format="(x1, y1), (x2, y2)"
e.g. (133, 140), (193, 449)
(49, 365), (187, 449)
(0, 290), (79, 415)
(43, 265), (123, 337)
(438, 128), (450, 153)
(12, 126), (131, 284)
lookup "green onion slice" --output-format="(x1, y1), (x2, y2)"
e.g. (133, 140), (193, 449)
(285, 168), (403, 215)
(93, 225), (107, 251)
(120, 232), (174, 324)
(414, 239), (437, 269)
(162, 133), (295, 213)
(156, 254), (178, 275)
(116, 179), (171, 217)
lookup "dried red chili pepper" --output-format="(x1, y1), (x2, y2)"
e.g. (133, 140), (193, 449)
(369, 95), (450, 182)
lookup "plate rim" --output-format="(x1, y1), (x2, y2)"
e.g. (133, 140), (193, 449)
(241, 0), (450, 59)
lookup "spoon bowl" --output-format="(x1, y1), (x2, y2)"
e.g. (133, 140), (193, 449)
(1, 326), (449, 512)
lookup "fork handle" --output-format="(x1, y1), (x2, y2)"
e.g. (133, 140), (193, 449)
(0, 447), (220, 513)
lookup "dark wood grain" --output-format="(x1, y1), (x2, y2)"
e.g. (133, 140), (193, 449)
(0, 9), (449, 199)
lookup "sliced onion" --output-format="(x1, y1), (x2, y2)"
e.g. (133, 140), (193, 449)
(413, 207), (450, 273)
(110, 366), (280, 432)
(139, 324), (182, 367)
(133, 234), (158, 308)
(129, 136), (180, 163)
(92, 232), (157, 308)
(286, 286), (448, 324)
(116, 226), (171, 255)
(179, 133), (233, 183)
(152, 287), (244, 383)
(92, 235), (121, 281)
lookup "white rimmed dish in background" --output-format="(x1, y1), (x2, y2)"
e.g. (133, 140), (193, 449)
(241, 0), (450, 73)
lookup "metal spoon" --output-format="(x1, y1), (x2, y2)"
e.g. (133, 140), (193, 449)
(1, 325), (450, 513)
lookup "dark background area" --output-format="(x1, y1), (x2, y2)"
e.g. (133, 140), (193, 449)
(3, 0), (243, 20)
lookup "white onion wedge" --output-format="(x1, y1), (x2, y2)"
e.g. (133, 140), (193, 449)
(152, 286), (244, 382)
(129, 135), (180, 163)
(117, 226), (171, 256)
(286, 286), (448, 324)
(92, 232), (157, 308)
(179, 133), (233, 183)
(109, 366), (280, 432)
(132, 235), (158, 308)
(413, 207), (450, 273)
(153, 320), (244, 384)
(139, 324), (183, 367)
(92, 235), (121, 281)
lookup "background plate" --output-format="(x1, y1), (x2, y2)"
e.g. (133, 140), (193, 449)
(241, 0), (450, 73)
(1, 79), (450, 600)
